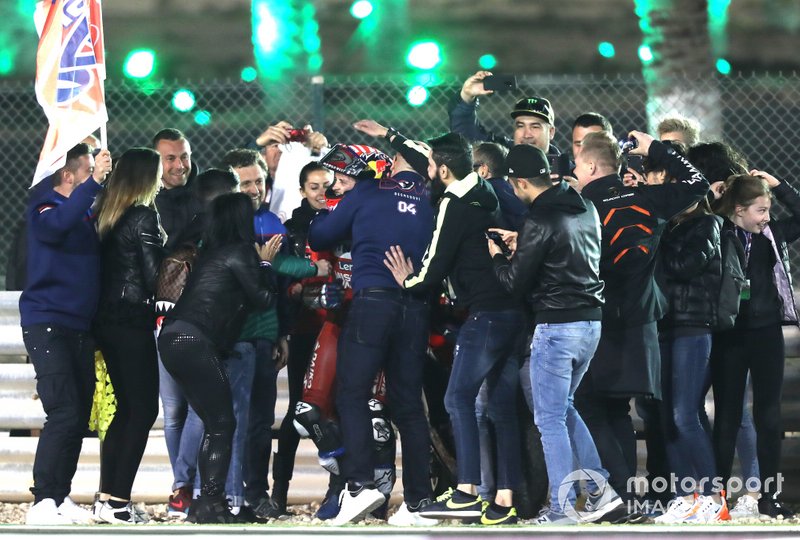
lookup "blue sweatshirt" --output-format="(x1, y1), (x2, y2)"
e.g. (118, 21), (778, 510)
(487, 176), (527, 232)
(19, 178), (103, 331)
(308, 171), (434, 293)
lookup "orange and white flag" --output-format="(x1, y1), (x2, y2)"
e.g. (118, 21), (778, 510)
(32, 0), (107, 186)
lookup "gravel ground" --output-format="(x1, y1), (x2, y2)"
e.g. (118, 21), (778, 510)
(3, 501), (800, 527)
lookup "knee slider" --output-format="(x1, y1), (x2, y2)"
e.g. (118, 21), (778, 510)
(369, 398), (396, 464)
(293, 401), (342, 454)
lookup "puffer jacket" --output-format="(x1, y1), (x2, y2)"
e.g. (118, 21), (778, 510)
(659, 213), (722, 328)
(165, 242), (276, 352)
(98, 205), (165, 311)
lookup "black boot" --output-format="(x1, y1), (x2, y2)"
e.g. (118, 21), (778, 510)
(271, 479), (290, 515)
(187, 495), (246, 524)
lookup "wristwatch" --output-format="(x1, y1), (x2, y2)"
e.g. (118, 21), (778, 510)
(385, 127), (399, 140)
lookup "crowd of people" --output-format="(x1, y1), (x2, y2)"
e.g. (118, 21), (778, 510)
(18, 69), (800, 526)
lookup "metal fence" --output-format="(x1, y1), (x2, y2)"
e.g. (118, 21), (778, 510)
(2, 72), (800, 282)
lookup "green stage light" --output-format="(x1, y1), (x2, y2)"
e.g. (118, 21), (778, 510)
(171, 89), (196, 112)
(350, 0), (373, 19)
(193, 110), (212, 126)
(638, 44), (653, 63)
(406, 41), (441, 70)
(478, 54), (497, 70)
(123, 49), (156, 79)
(406, 85), (428, 107)
(0, 49), (13, 76)
(716, 58), (731, 75)
(598, 42), (616, 58)
(240, 66), (258, 82)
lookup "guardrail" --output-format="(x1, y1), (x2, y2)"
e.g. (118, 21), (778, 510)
(1, 291), (799, 504)
(0, 291), (341, 504)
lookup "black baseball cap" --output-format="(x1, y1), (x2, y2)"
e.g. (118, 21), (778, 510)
(510, 96), (555, 125)
(505, 144), (550, 178)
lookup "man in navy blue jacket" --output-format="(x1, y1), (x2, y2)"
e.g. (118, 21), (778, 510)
(308, 139), (435, 526)
(20, 144), (112, 525)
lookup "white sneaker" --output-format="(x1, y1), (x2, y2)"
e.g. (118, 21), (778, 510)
(58, 497), (95, 524)
(25, 498), (73, 525)
(96, 501), (149, 524)
(654, 497), (701, 524)
(330, 486), (385, 525)
(730, 494), (760, 520)
(697, 495), (730, 523)
(388, 503), (439, 526)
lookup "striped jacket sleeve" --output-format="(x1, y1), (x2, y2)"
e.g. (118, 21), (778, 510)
(403, 196), (462, 291)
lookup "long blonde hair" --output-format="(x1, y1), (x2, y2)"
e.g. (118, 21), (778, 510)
(96, 147), (161, 239)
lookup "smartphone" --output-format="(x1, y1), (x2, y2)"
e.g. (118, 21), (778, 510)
(625, 155), (645, 175)
(486, 231), (512, 257)
(483, 74), (518, 92)
(548, 154), (572, 180)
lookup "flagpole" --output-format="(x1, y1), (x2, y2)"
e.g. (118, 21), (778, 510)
(100, 123), (108, 149)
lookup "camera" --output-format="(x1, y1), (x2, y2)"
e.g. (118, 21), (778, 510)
(486, 231), (512, 257)
(625, 155), (645, 175)
(288, 128), (308, 143)
(618, 135), (638, 153)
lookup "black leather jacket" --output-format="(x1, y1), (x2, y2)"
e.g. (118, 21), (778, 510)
(659, 213), (722, 328)
(493, 181), (604, 324)
(165, 242), (276, 352)
(98, 205), (166, 311)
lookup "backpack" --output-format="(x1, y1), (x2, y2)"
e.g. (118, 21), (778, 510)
(714, 228), (747, 331)
(155, 243), (198, 314)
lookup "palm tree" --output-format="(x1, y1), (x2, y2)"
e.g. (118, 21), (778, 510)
(634, 0), (722, 139)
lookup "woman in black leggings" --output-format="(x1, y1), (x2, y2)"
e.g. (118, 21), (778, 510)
(158, 193), (280, 524)
(711, 172), (800, 518)
(93, 148), (165, 524)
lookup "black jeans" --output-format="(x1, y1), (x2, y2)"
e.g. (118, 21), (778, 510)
(711, 324), (784, 496)
(574, 374), (637, 501)
(336, 289), (432, 507)
(244, 338), (278, 503)
(158, 322), (235, 498)
(23, 324), (95, 504)
(94, 322), (159, 500)
(273, 332), (316, 486)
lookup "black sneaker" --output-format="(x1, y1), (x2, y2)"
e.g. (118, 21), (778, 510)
(758, 494), (795, 519)
(480, 501), (518, 525)
(249, 496), (284, 520)
(187, 495), (247, 524)
(271, 480), (290, 515)
(419, 488), (482, 519)
(236, 505), (270, 524)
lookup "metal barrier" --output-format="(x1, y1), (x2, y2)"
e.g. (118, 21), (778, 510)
(0, 292), (333, 504)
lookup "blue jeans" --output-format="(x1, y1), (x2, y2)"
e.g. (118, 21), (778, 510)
(157, 343), (192, 490)
(530, 321), (606, 514)
(663, 333), (716, 496)
(444, 309), (526, 489)
(336, 289), (432, 507)
(737, 374), (760, 484)
(475, 382), (496, 501)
